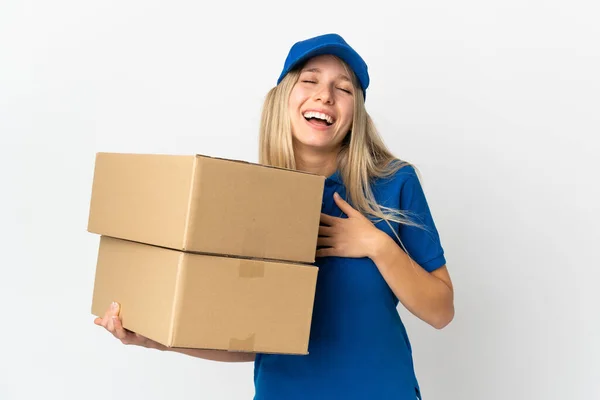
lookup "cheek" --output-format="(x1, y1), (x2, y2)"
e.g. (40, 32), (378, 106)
(339, 101), (354, 130)
(288, 87), (308, 111)
(288, 93), (299, 112)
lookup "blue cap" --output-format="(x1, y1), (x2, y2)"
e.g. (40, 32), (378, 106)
(277, 33), (369, 99)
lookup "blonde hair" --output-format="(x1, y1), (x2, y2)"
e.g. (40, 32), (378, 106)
(259, 58), (424, 231)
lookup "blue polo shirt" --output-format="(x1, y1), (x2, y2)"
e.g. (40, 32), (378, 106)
(253, 164), (446, 400)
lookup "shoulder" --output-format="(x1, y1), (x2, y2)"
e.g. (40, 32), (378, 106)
(371, 160), (436, 215)
(372, 160), (421, 191)
(368, 161), (423, 212)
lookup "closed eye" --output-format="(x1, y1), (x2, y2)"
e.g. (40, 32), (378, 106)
(302, 80), (317, 84)
(337, 87), (352, 94)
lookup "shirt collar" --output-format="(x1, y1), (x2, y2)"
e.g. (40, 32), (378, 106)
(326, 170), (344, 186)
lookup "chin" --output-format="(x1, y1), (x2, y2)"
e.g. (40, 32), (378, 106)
(293, 135), (337, 152)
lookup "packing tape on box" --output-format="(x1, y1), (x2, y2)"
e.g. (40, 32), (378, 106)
(238, 260), (265, 278)
(229, 333), (256, 352)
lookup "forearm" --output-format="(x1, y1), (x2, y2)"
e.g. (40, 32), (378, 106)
(161, 346), (256, 362)
(144, 336), (256, 362)
(164, 347), (256, 362)
(370, 234), (454, 329)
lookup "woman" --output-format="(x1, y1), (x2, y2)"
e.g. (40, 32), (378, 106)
(95, 33), (454, 400)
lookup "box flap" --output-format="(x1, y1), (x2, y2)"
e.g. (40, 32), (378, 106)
(187, 156), (324, 263)
(194, 154), (322, 177)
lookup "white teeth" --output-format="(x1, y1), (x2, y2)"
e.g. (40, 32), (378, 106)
(303, 111), (334, 124)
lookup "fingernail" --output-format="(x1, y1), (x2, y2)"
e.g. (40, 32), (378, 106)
(111, 302), (118, 310)
(334, 192), (340, 198)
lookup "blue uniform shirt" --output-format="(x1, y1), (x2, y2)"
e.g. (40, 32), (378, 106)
(253, 165), (446, 400)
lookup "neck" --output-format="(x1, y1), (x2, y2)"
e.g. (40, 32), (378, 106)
(294, 146), (339, 178)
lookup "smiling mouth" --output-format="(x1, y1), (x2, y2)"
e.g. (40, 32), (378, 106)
(303, 111), (334, 126)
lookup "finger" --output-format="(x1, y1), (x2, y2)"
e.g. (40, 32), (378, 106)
(100, 304), (113, 327)
(106, 314), (115, 333)
(94, 317), (103, 326)
(317, 236), (335, 247)
(112, 316), (128, 340)
(316, 247), (337, 258)
(333, 192), (357, 216)
(100, 302), (119, 327)
(104, 301), (120, 330)
(110, 301), (120, 317)
(320, 213), (338, 226)
(318, 225), (334, 236)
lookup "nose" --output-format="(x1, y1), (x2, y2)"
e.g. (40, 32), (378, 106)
(314, 84), (334, 105)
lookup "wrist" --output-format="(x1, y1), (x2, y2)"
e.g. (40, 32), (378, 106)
(368, 230), (394, 260)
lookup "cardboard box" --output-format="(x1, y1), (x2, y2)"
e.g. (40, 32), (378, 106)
(87, 152), (325, 264)
(91, 236), (319, 354)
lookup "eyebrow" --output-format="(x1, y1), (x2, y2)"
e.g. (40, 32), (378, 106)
(301, 67), (351, 82)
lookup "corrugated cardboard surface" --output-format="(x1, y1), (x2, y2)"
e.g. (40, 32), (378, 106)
(91, 236), (182, 346)
(91, 236), (319, 355)
(87, 152), (325, 264)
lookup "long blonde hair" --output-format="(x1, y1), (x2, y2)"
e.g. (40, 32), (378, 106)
(259, 57), (424, 230)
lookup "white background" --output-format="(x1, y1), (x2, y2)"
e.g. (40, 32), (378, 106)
(1, 0), (598, 399)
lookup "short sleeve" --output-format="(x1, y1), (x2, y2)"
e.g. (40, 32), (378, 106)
(398, 168), (446, 272)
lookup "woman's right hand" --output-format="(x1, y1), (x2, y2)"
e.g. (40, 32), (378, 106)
(93, 302), (167, 351)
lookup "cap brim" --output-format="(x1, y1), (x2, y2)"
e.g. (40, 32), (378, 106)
(277, 44), (368, 91)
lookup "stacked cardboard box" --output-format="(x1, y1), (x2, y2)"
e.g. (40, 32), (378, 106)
(87, 152), (325, 355)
